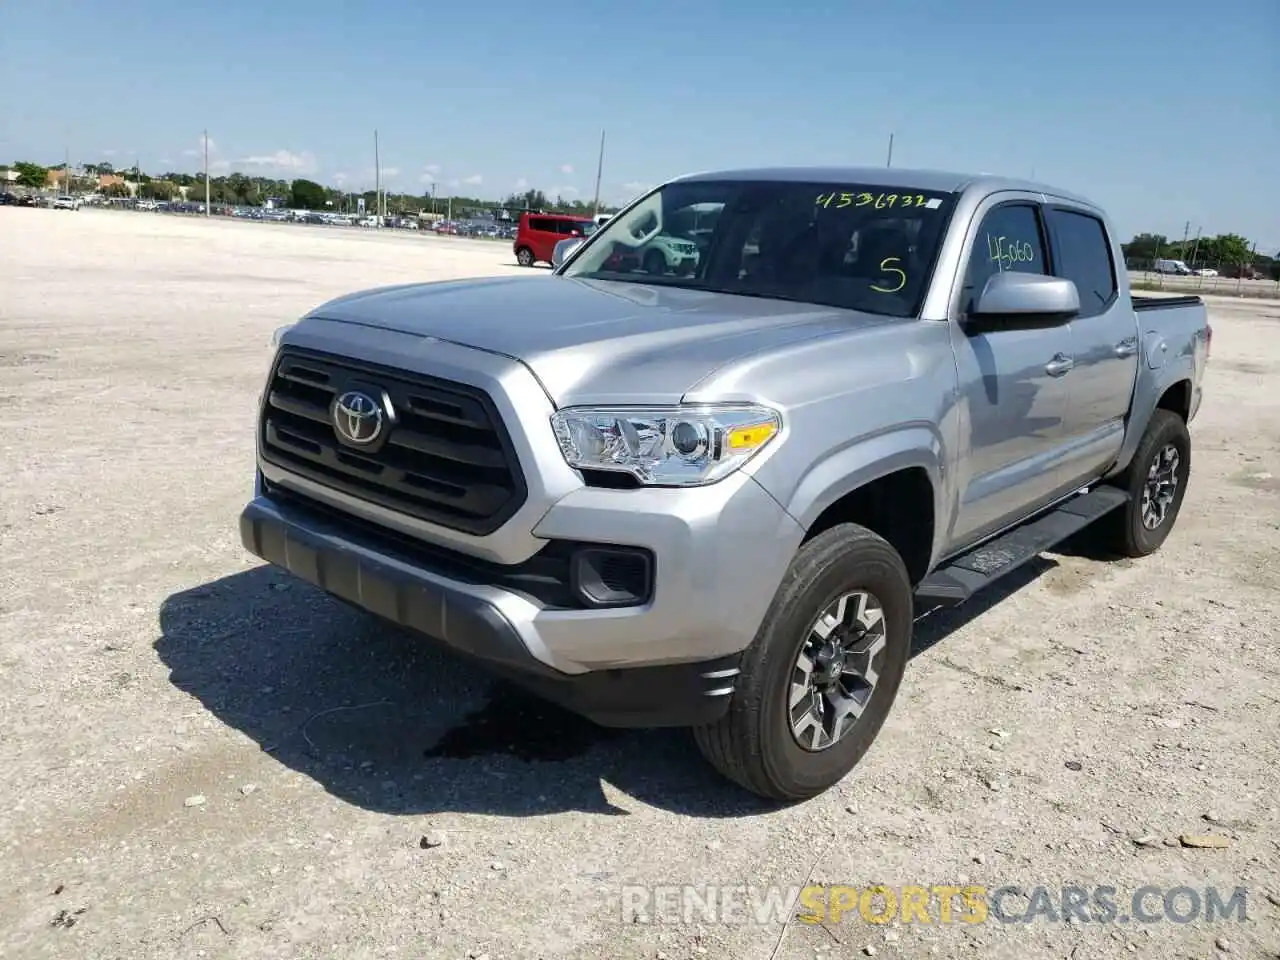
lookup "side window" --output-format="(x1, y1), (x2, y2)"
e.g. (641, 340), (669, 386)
(556, 219), (583, 236)
(963, 204), (1047, 310)
(529, 217), (552, 232)
(1047, 209), (1116, 318)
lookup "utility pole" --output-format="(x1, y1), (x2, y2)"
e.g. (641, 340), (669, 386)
(203, 129), (210, 215)
(64, 144), (70, 193)
(1182, 221), (1190, 257)
(374, 129), (381, 225)
(1188, 226), (1203, 271)
(886, 133), (894, 168)
(592, 128), (606, 218)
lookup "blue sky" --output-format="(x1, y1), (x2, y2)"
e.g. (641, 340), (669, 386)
(2, 0), (1276, 249)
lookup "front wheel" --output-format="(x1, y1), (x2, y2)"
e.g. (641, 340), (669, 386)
(1101, 409), (1191, 557)
(693, 523), (913, 801)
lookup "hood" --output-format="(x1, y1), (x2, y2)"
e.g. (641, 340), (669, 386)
(306, 275), (896, 406)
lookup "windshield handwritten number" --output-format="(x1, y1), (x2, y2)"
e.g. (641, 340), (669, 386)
(818, 191), (939, 211)
(870, 257), (907, 294)
(988, 235), (1035, 271)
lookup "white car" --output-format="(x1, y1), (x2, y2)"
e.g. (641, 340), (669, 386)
(638, 233), (700, 275)
(52, 195), (80, 210)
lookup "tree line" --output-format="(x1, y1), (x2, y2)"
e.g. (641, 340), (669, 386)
(2, 159), (620, 219)
(1120, 232), (1272, 271)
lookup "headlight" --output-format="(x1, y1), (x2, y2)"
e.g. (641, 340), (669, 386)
(270, 323), (295, 347)
(550, 404), (781, 486)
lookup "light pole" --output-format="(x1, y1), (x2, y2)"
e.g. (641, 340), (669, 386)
(592, 128), (605, 218)
(203, 129), (210, 215)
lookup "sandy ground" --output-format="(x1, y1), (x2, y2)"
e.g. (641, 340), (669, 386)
(1, 208), (1277, 960)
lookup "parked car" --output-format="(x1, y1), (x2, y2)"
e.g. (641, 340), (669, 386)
(52, 195), (80, 210)
(243, 167), (1210, 800)
(513, 211), (594, 266)
(1153, 258), (1192, 275)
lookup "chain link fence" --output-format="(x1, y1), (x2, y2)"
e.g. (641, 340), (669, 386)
(1126, 259), (1279, 299)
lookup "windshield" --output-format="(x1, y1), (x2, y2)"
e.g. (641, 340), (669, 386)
(560, 179), (957, 318)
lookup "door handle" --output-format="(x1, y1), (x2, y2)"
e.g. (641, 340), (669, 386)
(1045, 353), (1074, 377)
(1114, 337), (1138, 358)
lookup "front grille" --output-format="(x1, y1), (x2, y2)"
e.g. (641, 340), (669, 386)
(259, 348), (527, 535)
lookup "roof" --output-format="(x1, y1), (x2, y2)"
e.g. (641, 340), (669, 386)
(673, 166), (1097, 208)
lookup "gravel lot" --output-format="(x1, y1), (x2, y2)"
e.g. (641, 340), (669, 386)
(1, 208), (1277, 960)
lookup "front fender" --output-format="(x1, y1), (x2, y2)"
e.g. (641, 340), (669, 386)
(767, 422), (947, 561)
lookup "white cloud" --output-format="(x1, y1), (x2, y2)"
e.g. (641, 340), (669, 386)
(159, 158), (173, 166)
(381, 166), (400, 178)
(461, 174), (483, 186)
(239, 150), (316, 174)
(183, 134), (217, 158)
(102, 149), (117, 157)
(622, 181), (649, 194)
(560, 163), (574, 175)
(419, 172), (437, 185)
(423, 163), (441, 174)
(333, 171), (349, 186)
(513, 177), (529, 190)
(210, 159), (231, 173)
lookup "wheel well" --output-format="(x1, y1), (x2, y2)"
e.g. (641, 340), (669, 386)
(1156, 380), (1191, 421)
(803, 468), (935, 585)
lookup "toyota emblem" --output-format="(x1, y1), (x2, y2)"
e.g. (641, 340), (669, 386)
(332, 390), (384, 445)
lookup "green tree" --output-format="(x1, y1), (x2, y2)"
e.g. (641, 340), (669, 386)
(290, 178), (327, 209)
(12, 161), (48, 189)
(101, 182), (130, 199)
(1201, 233), (1252, 266)
(140, 180), (176, 201)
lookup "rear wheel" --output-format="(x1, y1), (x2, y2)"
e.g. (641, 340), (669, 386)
(693, 523), (913, 801)
(1102, 409), (1191, 557)
(516, 246), (535, 267)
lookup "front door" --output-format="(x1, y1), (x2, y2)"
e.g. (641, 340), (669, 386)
(1044, 206), (1139, 489)
(948, 200), (1076, 549)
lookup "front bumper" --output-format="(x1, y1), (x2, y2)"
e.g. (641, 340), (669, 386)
(240, 469), (803, 728)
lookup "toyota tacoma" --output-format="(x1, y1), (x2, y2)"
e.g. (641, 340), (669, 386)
(241, 167), (1210, 800)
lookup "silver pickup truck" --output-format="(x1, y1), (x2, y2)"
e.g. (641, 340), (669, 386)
(241, 167), (1210, 800)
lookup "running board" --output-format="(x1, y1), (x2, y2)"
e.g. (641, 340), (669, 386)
(914, 486), (1129, 607)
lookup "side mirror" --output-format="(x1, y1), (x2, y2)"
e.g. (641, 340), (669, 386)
(970, 272), (1079, 326)
(552, 237), (584, 269)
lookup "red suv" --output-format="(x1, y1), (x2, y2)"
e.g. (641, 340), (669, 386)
(514, 212), (593, 267)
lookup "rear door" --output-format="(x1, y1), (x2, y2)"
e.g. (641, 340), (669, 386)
(1044, 205), (1138, 489)
(947, 197), (1077, 548)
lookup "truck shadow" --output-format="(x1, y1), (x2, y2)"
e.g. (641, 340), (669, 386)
(155, 561), (1052, 819)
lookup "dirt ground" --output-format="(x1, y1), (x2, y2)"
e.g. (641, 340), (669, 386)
(1, 208), (1277, 960)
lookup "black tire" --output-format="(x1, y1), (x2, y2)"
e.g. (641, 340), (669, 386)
(693, 523), (913, 802)
(516, 246), (535, 267)
(1102, 409), (1191, 557)
(643, 249), (666, 275)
